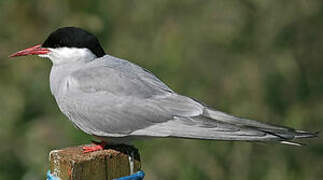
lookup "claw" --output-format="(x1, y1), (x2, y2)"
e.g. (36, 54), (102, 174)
(82, 142), (106, 153)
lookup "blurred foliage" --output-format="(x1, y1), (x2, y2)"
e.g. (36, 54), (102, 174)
(0, 0), (322, 179)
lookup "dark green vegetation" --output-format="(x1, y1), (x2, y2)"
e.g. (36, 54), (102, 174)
(0, 0), (322, 179)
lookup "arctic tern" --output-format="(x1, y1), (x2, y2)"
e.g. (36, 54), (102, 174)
(9, 27), (317, 152)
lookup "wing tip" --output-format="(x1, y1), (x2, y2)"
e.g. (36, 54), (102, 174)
(279, 130), (319, 147)
(295, 130), (320, 139)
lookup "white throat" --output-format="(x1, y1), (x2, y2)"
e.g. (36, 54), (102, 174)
(39, 47), (97, 65)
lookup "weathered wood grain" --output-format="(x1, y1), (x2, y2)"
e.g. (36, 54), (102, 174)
(49, 144), (141, 180)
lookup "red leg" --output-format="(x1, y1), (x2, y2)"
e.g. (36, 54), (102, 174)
(82, 142), (107, 153)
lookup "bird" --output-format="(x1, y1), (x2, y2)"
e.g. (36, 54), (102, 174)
(9, 27), (317, 152)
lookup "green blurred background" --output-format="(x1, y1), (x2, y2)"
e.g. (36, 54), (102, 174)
(0, 0), (322, 179)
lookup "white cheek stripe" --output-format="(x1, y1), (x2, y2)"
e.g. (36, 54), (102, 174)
(41, 47), (97, 65)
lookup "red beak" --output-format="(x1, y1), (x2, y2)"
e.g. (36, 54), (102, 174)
(9, 44), (50, 58)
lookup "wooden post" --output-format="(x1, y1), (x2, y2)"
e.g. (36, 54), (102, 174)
(49, 144), (141, 180)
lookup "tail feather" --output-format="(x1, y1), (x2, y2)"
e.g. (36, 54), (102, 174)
(281, 141), (304, 146)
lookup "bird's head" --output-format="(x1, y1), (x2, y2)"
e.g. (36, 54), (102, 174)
(9, 27), (105, 65)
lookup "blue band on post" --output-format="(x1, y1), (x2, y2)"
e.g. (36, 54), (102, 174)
(113, 170), (145, 180)
(47, 169), (145, 180)
(47, 170), (61, 180)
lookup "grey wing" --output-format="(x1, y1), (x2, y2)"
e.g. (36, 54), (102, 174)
(63, 55), (316, 144)
(72, 55), (174, 97)
(63, 56), (203, 137)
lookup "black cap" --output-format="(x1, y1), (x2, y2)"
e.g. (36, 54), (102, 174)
(42, 27), (106, 57)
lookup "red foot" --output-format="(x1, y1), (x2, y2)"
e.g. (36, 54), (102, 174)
(82, 142), (106, 153)
(68, 168), (72, 177)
